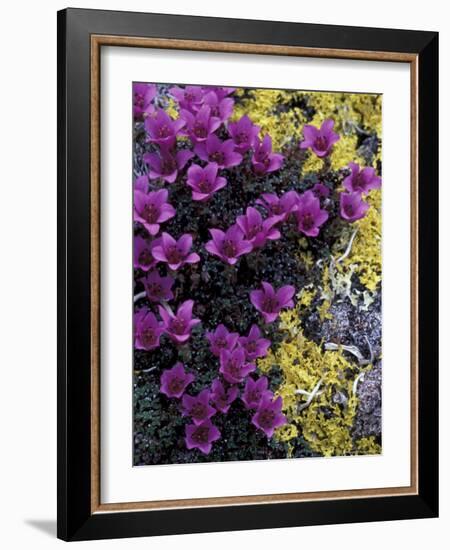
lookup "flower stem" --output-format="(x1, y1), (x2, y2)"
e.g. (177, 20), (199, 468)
(134, 291), (146, 303)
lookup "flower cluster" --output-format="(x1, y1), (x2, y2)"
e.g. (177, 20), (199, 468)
(133, 83), (382, 463)
(157, 316), (288, 454)
(299, 119), (381, 223)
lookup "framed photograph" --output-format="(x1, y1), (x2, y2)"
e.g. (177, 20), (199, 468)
(57, 8), (439, 541)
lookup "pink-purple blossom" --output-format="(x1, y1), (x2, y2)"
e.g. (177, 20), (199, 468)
(134, 308), (165, 351)
(312, 182), (331, 199)
(134, 174), (149, 193)
(242, 376), (273, 410)
(134, 235), (156, 271)
(145, 109), (185, 147)
(141, 270), (174, 303)
(202, 86), (235, 100)
(169, 85), (204, 112)
(160, 362), (195, 399)
(238, 325), (271, 360)
(256, 190), (298, 223)
(250, 282), (295, 323)
(236, 207), (281, 249)
(181, 104), (221, 143)
(205, 225), (252, 265)
(343, 162), (382, 194)
(203, 90), (234, 122)
(251, 135), (284, 175)
(194, 134), (242, 169)
(205, 324), (239, 357)
(339, 191), (369, 222)
(133, 83), (157, 119)
(251, 395), (287, 438)
(158, 300), (201, 344)
(182, 389), (216, 425)
(151, 232), (200, 270)
(294, 190), (329, 237)
(219, 348), (255, 384)
(185, 419), (221, 455)
(134, 189), (176, 236)
(300, 118), (340, 158)
(143, 148), (193, 184)
(209, 378), (239, 414)
(186, 162), (227, 201)
(228, 114), (260, 153)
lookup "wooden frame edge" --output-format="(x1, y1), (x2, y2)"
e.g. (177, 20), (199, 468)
(89, 34), (419, 515)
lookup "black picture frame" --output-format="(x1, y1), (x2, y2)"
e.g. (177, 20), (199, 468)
(57, 7), (439, 541)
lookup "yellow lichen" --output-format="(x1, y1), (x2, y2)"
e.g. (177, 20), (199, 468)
(343, 189), (382, 292)
(355, 436), (382, 455)
(165, 97), (179, 119)
(232, 89), (306, 151)
(297, 285), (316, 310)
(317, 265), (333, 320)
(258, 303), (367, 456)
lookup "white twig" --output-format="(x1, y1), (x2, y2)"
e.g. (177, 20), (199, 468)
(364, 335), (374, 363)
(297, 379), (323, 412)
(336, 228), (358, 264)
(134, 291), (146, 303)
(324, 342), (370, 366)
(136, 367), (157, 374)
(352, 372), (365, 395)
(160, 300), (174, 316)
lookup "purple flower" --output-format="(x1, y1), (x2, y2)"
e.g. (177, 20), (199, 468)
(181, 104), (221, 143)
(134, 235), (156, 271)
(256, 190), (298, 223)
(151, 232), (200, 270)
(133, 83), (157, 119)
(145, 109), (185, 147)
(236, 207), (281, 249)
(169, 85), (204, 112)
(134, 308), (165, 351)
(250, 282), (295, 323)
(238, 325), (271, 360)
(182, 389), (216, 425)
(160, 362), (195, 399)
(203, 90), (234, 122)
(343, 162), (382, 194)
(186, 162), (227, 201)
(134, 189), (176, 236)
(143, 148), (193, 184)
(202, 86), (235, 100)
(134, 174), (149, 193)
(339, 191), (369, 222)
(205, 324), (239, 357)
(141, 270), (174, 303)
(251, 135), (284, 175)
(251, 395), (287, 438)
(242, 376), (273, 410)
(228, 114), (260, 153)
(294, 190), (329, 237)
(194, 134), (242, 169)
(210, 378), (239, 414)
(158, 300), (200, 344)
(185, 419), (221, 455)
(300, 118), (340, 158)
(312, 182), (330, 199)
(205, 225), (252, 265)
(219, 348), (255, 384)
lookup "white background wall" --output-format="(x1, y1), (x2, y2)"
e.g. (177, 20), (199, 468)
(0, 1), (447, 548)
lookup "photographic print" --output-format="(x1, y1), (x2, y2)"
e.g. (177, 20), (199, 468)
(133, 83), (382, 466)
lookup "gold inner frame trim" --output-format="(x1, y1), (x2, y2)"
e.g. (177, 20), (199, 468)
(90, 34), (419, 514)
